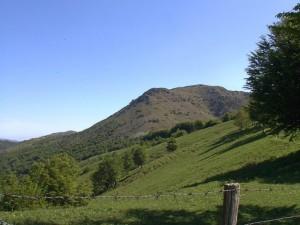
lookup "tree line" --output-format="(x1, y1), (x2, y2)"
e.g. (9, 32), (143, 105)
(143, 119), (220, 143)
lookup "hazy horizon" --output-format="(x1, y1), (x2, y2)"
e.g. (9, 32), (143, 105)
(1, 0), (298, 141)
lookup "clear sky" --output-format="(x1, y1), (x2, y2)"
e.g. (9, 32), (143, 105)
(1, 0), (298, 141)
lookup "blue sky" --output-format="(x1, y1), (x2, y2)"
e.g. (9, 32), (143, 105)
(1, 0), (298, 141)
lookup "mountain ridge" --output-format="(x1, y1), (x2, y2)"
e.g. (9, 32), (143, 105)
(0, 84), (249, 173)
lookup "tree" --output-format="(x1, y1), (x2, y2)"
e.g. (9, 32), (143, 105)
(30, 153), (91, 205)
(194, 120), (204, 130)
(0, 174), (44, 211)
(92, 158), (118, 195)
(122, 152), (134, 171)
(246, 4), (300, 135)
(222, 113), (232, 122)
(234, 108), (252, 130)
(171, 129), (187, 138)
(204, 120), (219, 128)
(170, 122), (195, 133)
(133, 148), (146, 167)
(166, 138), (177, 152)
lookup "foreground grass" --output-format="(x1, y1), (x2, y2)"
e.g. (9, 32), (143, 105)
(1, 121), (300, 225)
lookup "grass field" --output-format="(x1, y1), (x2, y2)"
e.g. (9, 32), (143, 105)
(1, 121), (300, 225)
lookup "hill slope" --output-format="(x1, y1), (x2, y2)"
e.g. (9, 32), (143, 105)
(0, 139), (18, 153)
(1, 121), (300, 225)
(85, 84), (248, 138)
(0, 84), (248, 173)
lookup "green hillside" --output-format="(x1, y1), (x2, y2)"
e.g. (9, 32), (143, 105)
(0, 85), (248, 174)
(1, 121), (300, 225)
(0, 139), (18, 153)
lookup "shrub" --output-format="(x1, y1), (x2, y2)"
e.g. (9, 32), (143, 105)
(166, 138), (177, 152)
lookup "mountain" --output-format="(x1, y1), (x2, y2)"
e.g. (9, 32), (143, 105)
(0, 139), (18, 153)
(0, 84), (248, 173)
(85, 84), (248, 138)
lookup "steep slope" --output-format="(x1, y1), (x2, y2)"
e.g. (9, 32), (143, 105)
(84, 85), (248, 139)
(2, 122), (300, 225)
(0, 84), (248, 173)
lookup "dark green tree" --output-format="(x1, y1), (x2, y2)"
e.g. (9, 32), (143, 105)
(194, 120), (204, 130)
(171, 129), (187, 138)
(92, 158), (118, 195)
(246, 4), (300, 135)
(222, 113), (231, 122)
(204, 120), (218, 128)
(166, 138), (177, 152)
(133, 148), (146, 167)
(122, 152), (134, 171)
(170, 122), (195, 133)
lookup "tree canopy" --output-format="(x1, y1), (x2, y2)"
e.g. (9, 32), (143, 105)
(246, 4), (300, 135)
(92, 158), (119, 195)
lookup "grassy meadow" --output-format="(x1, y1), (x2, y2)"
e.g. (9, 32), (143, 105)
(1, 121), (300, 225)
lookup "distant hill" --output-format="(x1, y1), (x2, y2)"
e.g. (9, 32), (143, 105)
(0, 139), (18, 153)
(0, 84), (248, 173)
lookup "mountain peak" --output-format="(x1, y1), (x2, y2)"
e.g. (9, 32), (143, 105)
(0, 84), (249, 172)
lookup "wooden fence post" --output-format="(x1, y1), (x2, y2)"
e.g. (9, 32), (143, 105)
(222, 183), (240, 225)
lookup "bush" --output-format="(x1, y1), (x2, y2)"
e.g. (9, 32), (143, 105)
(166, 138), (177, 152)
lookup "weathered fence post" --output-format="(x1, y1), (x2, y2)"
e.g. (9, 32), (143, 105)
(222, 183), (240, 225)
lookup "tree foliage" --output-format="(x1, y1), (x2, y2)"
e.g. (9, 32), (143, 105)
(166, 138), (177, 152)
(143, 120), (218, 143)
(246, 4), (300, 135)
(234, 108), (252, 130)
(92, 158), (119, 195)
(122, 152), (134, 171)
(0, 174), (44, 211)
(133, 148), (146, 167)
(30, 153), (91, 205)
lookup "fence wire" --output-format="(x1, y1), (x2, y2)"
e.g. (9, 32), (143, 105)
(1, 186), (299, 201)
(0, 189), (229, 201)
(0, 187), (299, 201)
(244, 214), (300, 225)
(1, 186), (300, 225)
